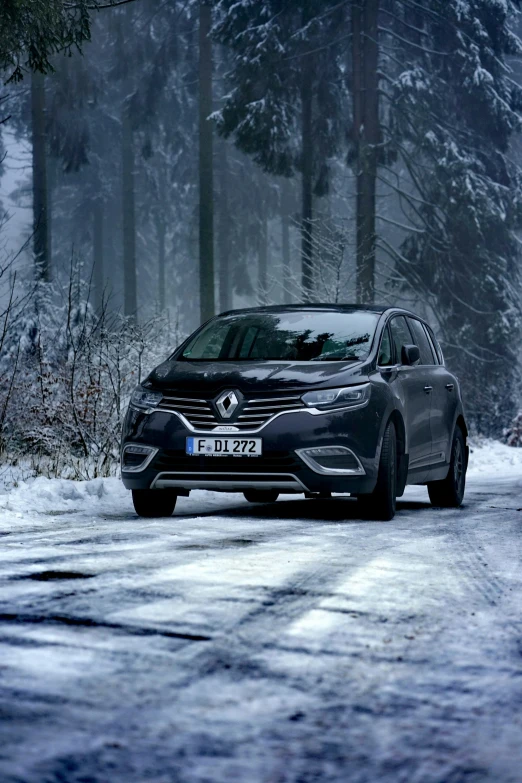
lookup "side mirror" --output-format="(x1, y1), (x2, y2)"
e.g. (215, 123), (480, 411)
(402, 344), (420, 366)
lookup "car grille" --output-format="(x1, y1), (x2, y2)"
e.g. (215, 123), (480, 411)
(156, 392), (306, 430)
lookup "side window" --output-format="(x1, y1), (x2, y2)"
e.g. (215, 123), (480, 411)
(425, 325), (444, 365)
(389, 316), (413, 365)
(378, 325), (393, 366)
(407, 318), (436, 365)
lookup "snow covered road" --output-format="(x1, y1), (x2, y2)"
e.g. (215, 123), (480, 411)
(1, 452), (522, 782)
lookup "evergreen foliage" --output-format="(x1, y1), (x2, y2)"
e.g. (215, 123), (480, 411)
(213, 0), (350, 290)
(214, 0), (347, 184)
(214, 0), (522, 433)
(389, 0), (522, 432)
(0, 0), (132, 82)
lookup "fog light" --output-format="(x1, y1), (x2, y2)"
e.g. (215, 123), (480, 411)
(296, 446), (365, 475)
(122, 444), (158, 472)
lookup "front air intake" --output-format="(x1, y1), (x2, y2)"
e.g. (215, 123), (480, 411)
(296, 446), (365, 476)
(121, 445), (158, 472)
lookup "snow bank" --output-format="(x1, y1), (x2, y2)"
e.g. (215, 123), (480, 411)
(0, 475), (128, 518)
(0, 440), (519, 519)
(468, 438), (522, 477)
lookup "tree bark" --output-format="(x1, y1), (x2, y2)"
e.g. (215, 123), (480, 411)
(156, 215), (166, 313)
(353, 0), (380, 303)
(258, 215), (268, 304)
(199, 1), (215, 322)
(93, 197), (104, 311)
(281, 180), (292, 304)
(218, 143), (231, 313)
(31, 71), (50, 282)
(300, 54), (314, 297)
(156, 163), (167, 313)
(47, 157), (55, 274)
(122, 104), (137, 319)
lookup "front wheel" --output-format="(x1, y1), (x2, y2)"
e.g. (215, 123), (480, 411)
(243, 489), (279, 504)
(358, 421), (397, 521)
(428, 428), (466, 508)
(132, 489), (177, 518)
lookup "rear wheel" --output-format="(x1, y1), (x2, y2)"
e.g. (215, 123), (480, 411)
(428, 428), (466, 508)
(243, 489), (279, 504)
(358, 421), (397, 521)
(132, 489), (177, 518)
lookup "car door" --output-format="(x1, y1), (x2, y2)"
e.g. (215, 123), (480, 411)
(422, 322), (458, 461)
(388, 316), (433, 475)
(406, 317), (447, 468)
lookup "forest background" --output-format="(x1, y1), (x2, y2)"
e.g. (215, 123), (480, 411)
(1, 0), (522, 479)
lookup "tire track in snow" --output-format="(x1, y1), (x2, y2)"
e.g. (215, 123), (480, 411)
(442, 489), (518, 612)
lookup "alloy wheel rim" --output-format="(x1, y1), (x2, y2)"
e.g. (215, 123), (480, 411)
(453, 440), (463, 489)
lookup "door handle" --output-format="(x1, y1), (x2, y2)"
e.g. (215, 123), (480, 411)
(445, 383), (454, 391)
(424, 386), (433, 393)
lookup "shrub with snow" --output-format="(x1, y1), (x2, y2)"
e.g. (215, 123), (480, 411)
(504, 411), (522, 447)
(0, 269), (183, 478)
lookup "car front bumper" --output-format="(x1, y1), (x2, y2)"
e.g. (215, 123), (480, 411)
(121, 404), (382, 495)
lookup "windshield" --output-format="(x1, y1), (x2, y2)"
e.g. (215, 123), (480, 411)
(181, 311), (379, 362)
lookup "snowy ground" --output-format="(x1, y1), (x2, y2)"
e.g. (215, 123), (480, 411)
(0, 441), (521, 782)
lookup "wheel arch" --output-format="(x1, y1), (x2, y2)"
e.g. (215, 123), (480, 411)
(455, 414), (468, 439)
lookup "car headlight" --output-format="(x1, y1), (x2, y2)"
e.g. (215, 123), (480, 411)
(130, 386), (163, 410)
(301, 383), (370, 409)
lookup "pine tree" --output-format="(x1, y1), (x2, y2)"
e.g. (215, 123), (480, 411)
(199, 1), (215, 321)
(386, 0), (522, 433)
(350, 0), (382, 303)
(30, 71), (50, 281)
(0, 0), (134, 82)
(213, 0), (349, 297)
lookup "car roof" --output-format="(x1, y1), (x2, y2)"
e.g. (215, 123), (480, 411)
(218, 304), (420, 318)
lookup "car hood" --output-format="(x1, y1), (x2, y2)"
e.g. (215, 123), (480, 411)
(145, 360), (369, 395)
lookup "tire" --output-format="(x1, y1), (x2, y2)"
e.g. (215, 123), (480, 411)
(243, 489), (279, 504)
(428, 428), (466, 508)
(132, 489), (177, 518)
(358, 421), (397, 521)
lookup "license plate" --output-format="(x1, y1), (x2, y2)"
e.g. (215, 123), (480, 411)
(186, 437), (262, 457)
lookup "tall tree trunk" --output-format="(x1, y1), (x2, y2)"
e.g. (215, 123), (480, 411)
(156, 215), (166, 313)
(93, 197), (104, 311)
(281, 180), (292, 304)
(218, 143), (231, 313)
(199, 1), (215, 322)
(31, 71), (50, 282)
(258, 215), (268, 304)
(156, 161), (167, 313)
(122, 103), (137, 319)
(353, 0), (380, 303)
(47, 157), (55, 273)
(301, 54), (314, 297)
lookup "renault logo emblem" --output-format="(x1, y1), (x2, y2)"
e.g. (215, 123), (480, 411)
(216, 390), (239, 419)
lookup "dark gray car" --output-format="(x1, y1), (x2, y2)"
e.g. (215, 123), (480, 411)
(121, 305), (468, 520)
